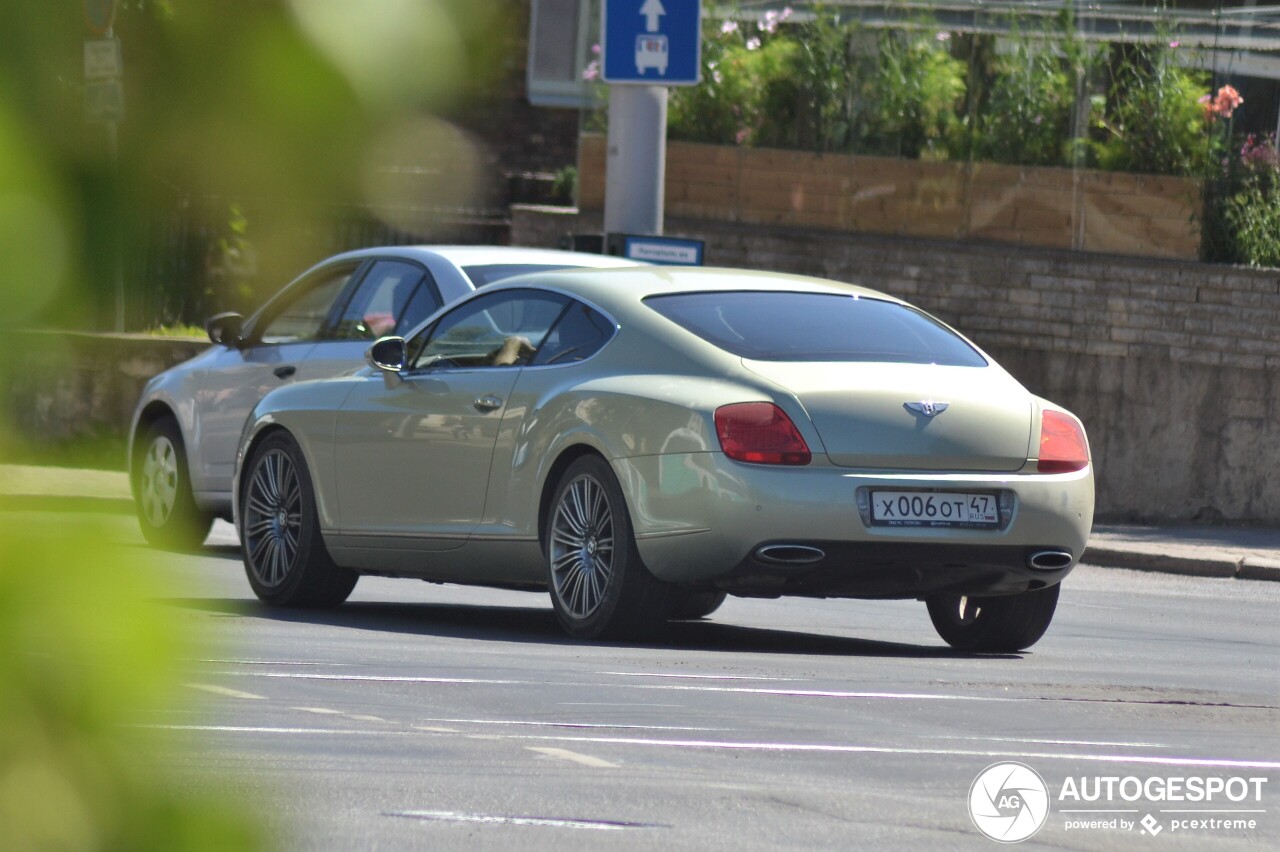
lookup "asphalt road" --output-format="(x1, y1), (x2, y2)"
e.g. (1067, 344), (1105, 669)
(100, 518), (1280, 849)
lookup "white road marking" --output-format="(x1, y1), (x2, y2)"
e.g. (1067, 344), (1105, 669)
(346, 714), (387, 723)
(417, 717), (723, 732)
(218, 672), (519, 685)
(412, 725), (459, 734)
(293, 707), (344, 715)
(927, 735), (1172, 749)
(526, 747), (618, 768)
(558, 703), (684, 708)
(501, 733), (1280, 770)
(146, 725), (421, 735)
(141, 723), (1280, 771)
(600, 671), (802, 682)
(195, 660), (350, 666)
(184, 683), (266, 700)
(386, 811), (658, 830)
(212, 671), (1278, 710)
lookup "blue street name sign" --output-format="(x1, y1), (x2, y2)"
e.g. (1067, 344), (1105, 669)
(602, 0), (701, 86)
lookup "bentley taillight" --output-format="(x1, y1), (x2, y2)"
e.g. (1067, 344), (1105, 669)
(1037, 410), (1089, 473)
(715, 402), (811, 466)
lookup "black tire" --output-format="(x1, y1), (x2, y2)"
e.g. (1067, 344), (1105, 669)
(671, 590), (728, 620)
(926, 584), (1060, 652)
(134, 416), (215, 551)
(544, 455), (673, 640)
(240, 431), (357, 608)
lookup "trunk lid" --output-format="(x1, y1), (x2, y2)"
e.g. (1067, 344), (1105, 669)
(743, 360), (1032, 472)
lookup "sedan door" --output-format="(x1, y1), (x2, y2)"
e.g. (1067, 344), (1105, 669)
(196, 262), (361, 493)
(332, 289), (569, 547)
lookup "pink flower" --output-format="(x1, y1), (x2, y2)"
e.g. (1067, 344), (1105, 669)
(745, 37), (761, 51)
(591, 43), (601, 55)
(735, 128), (750, 145)
(720, 20), (738, 35)
(1203, 85), (1244, 120)
(1168, 40), (1180, 49)
(582, 60), (599, 81)
(935, 31), (951, 42)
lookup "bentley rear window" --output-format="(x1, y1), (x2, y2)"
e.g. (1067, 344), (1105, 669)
(645, 291), (988, 366)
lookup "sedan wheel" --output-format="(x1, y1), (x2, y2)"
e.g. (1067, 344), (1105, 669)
(926, 584), (1060, 652)
(134, 417), (213, 551)
(240, 432), (357, 608)
(546, 455), (672, 639)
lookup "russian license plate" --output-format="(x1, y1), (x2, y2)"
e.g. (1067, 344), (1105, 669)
(869, 491), (999, 528)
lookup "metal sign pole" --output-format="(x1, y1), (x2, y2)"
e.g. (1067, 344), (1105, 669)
(600, 0), (699, 242)
(603, 85), (668, 236)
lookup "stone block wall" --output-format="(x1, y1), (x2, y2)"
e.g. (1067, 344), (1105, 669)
(578, 135), (1204, 260)
(513, 205), (1279, 524)
(0, 331), (209, 461)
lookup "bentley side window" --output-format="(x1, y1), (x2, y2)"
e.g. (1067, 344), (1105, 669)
(531, 301), (616, 366)
(408, 290), (568, 370)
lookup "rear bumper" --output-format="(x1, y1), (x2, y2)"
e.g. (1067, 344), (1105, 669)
(714, 540), (1071, 599)
(614, 452), (1093, 597)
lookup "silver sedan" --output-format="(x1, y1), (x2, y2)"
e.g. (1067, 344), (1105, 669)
(234, 267), (1094, 651)
(129, 245), (643, 550)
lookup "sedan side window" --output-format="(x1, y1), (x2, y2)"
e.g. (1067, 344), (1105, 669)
(258, 266), (357, 344)
(330, 260), (436, 340)
(531, 301), (616, 366)
(408, 290), (568, 370)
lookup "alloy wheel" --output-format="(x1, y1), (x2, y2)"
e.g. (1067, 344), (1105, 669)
(140, 435), (179, 527)
(243, 448), (303, 588)
(549, 474), (615, 620)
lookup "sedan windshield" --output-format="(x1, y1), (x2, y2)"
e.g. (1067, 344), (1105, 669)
(645, 291), (988, 366)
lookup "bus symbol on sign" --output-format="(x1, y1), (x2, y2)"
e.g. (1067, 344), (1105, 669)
(635, 34), (669, 75)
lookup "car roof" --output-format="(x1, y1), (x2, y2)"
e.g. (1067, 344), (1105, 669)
(319, 245), (650, 269)
(486, 265), (902, 312)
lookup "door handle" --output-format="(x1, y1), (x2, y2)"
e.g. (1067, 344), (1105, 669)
(274, 365), (297, 379)
(473, 395), (503, 412)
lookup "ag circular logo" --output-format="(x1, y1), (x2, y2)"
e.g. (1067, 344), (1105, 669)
(968, 762), (1050, 843)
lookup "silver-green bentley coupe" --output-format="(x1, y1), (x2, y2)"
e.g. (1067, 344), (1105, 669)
(233, 267), (1094, 652)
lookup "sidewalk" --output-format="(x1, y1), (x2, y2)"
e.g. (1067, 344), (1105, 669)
(0, 464), (1276, 581)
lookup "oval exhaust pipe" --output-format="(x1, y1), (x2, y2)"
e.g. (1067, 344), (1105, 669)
(1027, 550), (1073, 571)
(756, 544), (826, 565)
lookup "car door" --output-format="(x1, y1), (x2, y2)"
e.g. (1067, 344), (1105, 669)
(196, 262), (362, 494)
(299, 259), (443, 381)
(332, 288), (569, 546)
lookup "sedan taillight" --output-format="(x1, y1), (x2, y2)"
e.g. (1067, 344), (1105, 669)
(1037, 410), (1089, 473)
(715, 402), (811, 466)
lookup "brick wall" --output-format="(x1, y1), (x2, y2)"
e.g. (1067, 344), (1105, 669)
(578, 135), (1204, 260)
(513, 205), (1280, 524)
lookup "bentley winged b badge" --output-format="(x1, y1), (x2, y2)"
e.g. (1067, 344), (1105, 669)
(905, 401), (950, 417)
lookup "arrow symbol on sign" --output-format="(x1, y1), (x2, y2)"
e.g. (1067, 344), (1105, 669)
(640, 0), (666, 32)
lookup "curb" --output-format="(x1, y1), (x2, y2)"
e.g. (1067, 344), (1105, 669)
(1084, 545), (1277, 582)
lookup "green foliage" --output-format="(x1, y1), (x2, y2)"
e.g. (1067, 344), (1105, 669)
(753, 8), (855, 151)
(856, 29), (966, 159)
(552, 165), (578, 205)
(0, 513), (266, 851)
(1217, 148), (1280, 267)
(668, 15), (798, 146)
(973, 13), (1088, 166)
(1092, 45), (1213, 177)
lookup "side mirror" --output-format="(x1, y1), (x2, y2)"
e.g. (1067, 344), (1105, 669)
(206, 312), (243, 347)
(366, 336), (406, 372)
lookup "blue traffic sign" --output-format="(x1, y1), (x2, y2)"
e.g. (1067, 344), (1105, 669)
(602, 0), (701, 86)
